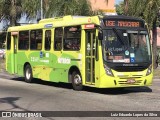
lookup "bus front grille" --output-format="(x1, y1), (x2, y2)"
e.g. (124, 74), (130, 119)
(118, 80), (143, 85)
(117, 75), (143, 79)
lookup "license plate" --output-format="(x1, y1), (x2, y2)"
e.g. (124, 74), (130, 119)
(127, 79), (136, 84)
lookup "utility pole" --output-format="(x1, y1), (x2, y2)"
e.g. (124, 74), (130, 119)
(41, 0), (43, 19)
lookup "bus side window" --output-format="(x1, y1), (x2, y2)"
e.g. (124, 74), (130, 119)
(45, 30), (51, 50)
(30, 29), (42, 50)
(54, 27), (63, 51)
(18, 31), (29, 50)
(63, 26), (81, 51)
(7, 32), (11, 50)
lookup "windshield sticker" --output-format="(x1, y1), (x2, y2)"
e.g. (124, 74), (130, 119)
(114, 56), (123, 60)
(124, 58), (130, 63)
(108, 37), (116, 41)
(113, 59), (125, 62)
(125, 50), (129, 56)
(130, 57), (135, 62)
(108, 47), (123, 52)
(130, 53), (135, 58)
(113, 56), (124, 62)
(108, 56), (114, 60)
(123, 33), (128, 36)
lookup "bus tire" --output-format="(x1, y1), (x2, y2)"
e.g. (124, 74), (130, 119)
(24, 64), (33, 83)
(71, 71), (83, 91)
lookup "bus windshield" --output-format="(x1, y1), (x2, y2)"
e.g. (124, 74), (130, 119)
(102, 29), (151, 64)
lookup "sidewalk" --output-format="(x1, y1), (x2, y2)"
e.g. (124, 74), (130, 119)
(154, 66), (160, 79)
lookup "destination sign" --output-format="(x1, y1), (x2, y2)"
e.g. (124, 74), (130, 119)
(104, 20), (144, 28)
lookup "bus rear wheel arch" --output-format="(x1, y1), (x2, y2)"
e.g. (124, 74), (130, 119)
(24, 64), (33, 83)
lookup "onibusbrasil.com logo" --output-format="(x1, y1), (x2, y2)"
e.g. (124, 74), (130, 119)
(1, 112), (42, 118)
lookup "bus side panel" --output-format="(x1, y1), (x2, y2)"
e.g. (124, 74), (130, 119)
(27, 51), (69, 83)
(49, 69), (68, 83)
(6, 36), (15, 74)
(29, 51), (45, 79)
(48, 52), (82, 83)
(49, 52), (72, 83)
(16, 51), (29, 76)
(6, 52), (15, 74)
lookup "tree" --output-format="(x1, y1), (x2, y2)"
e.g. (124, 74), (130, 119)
(45, 0), (93, 17)
(124, 0), (129, 15)
(22, 0), (93, 19)
(115, 2), (124, 15)
(0, 0), (94, 30)
(0, 0), (23, 27)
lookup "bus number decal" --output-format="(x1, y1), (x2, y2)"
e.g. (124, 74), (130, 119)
(58, 58), (71, 64)
(31, 57), (39, 62)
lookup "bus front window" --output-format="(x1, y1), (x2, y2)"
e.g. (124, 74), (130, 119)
(102, 29), (152, 71)
(127, 31), (151, 62)
(103, 29), (127, 62)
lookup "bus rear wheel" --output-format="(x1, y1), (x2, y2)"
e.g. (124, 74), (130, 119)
(24, 64), (33, 83)
(71, 71), (83, 91)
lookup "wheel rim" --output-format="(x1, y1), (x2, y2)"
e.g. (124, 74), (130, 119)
(26, 69), (31, 80)
(73, 74), (81, 85)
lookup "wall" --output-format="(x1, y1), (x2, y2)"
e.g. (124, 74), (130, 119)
(88, 0), (116, 15)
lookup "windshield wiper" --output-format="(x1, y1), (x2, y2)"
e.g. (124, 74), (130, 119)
(112, 28), (130, 51)
(112, 28), (125, 45)
(137, 29), (140, 48)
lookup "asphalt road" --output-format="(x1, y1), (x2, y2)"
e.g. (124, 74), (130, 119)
(0, 71), (160, 120)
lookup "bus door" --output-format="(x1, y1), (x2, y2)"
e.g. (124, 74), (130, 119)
(13, 35), (18, 73)
(43, 29), (52, 66)
(41, 29), (52, 79)
(85, 30), (96, 85)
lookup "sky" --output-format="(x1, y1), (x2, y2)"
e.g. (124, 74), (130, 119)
(115, 0), (123, 4)
(0, 0), (124, 31)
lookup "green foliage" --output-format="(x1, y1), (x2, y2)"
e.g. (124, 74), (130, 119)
(127, 0), (160, 30)
(22, 0), (40, 19)
(115, 0), (160, 29)
(115, 2), (124, 15)
(0, 0), (95, 29)
(18, 0), (93, 18)
(0, 0), (23, 27)
(44, 0), (93, 17)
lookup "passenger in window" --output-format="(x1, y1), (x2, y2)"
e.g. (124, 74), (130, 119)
(65, 42), (72, 49)
(55, 41), (61, 50)
(25, 44), (28, 49)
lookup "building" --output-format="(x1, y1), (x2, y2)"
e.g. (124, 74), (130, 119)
(88, 0), (116, 15)
(156, 28), (160, 48)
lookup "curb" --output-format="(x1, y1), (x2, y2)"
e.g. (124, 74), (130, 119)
(154, 77), (160, 79)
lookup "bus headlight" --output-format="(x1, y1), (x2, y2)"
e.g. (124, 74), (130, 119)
(146, 65), (152, 76)
(104, 64), (114, 77)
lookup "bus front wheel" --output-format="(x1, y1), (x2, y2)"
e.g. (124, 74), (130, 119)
(71, 71), (83, 91)
(24, 64), (33, 83)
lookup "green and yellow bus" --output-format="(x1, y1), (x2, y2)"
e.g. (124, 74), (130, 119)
(6, 15), (153, 90)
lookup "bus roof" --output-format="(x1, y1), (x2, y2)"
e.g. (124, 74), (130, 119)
(7, 15), (146, 32)
(7, 15), (100, 32)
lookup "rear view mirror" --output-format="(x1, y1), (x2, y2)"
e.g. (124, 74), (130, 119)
(98, 30), (103, 40)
